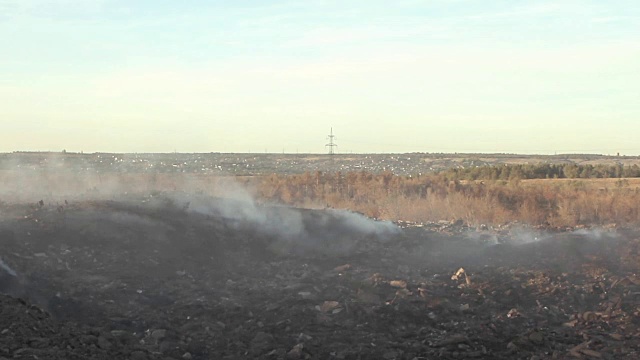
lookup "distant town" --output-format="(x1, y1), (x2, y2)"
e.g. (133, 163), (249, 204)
(2, 151), (639, 176)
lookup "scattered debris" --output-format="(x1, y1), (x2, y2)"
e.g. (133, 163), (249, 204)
(333, 264), (351, 272)
(389, 280), (407, 288)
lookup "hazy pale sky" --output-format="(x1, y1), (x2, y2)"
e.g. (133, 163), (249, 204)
(1, 0), (639, 154)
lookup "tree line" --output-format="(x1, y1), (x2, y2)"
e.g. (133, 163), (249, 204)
(439, 163), (640, 181)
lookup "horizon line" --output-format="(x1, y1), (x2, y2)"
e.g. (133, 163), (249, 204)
(2, 150), (637, 157)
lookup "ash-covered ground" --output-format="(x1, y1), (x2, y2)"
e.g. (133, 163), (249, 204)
(0, 193), (639, 359)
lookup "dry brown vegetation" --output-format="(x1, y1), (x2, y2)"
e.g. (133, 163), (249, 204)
(247, 172), (640, 228)
(3, 168), (639, 228)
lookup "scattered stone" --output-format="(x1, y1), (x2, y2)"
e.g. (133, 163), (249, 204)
(111, 330), (129, 338)
(319, 301), (341, 313)
(130, 350), (149, 360)
(432, 334), (467, 347)
(151, 329), (167, 340)
(383, 350), (399, 359)
(298, 291), (314, 300)
(26, 341), (47, 352)
(528, 331), (544, 345)
(250, 332), (274, 354)
(286, 343), (304, 359)
(97, 336), (112, 349)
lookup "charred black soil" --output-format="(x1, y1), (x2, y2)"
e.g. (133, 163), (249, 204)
(0, 197), (639, 359)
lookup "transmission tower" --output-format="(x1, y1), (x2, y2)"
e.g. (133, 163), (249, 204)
(326, 127), (337, 155)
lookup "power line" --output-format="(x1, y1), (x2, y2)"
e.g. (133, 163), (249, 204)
(325, 127), (337, 155)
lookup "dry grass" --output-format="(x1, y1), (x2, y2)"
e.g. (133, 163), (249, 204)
(2, 169), (639, 228)
(251, 172), (640, 227)
(521, 177), (640, 189)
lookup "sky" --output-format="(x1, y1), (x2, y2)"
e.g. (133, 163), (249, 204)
(1, 0), (639, 154)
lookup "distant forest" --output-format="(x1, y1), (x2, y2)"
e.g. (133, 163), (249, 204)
(439, 163), (640, 181)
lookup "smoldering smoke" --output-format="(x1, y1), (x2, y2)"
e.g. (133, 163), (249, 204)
(0, 258), (17, 277)
(169, 189), (400, 255)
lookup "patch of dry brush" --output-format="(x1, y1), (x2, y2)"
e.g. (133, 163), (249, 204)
(249, 171), (640, 228)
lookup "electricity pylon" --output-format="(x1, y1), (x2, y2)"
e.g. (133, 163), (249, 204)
(326, 127), (337, 155)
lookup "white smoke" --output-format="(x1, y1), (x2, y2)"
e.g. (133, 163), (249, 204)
(507, 227), (550, 245)
(571, 227), (619, 241)
(0, 258), (17, 277)
(328, 208), (399, 235)
(164, 182), (400, 255)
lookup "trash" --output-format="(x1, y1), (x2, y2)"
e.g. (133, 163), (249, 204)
(319, 301), (341, 313)
(389, 280), (407, 288)
(451, 268), (466, 281)
(451, 268), (471, 284)
(417, 287), (428, 299)
(507, 308), (520, 318)
(333, 264), (351, 272)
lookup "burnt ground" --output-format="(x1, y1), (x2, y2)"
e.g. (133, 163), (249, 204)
(0, 196), (640, 359)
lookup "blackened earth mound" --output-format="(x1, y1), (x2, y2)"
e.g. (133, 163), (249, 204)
(0, 197), (639, 359)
